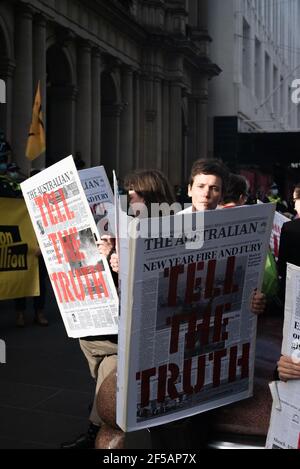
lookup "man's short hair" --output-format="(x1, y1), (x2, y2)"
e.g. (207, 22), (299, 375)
(189, 158), (229, 195)
(223, 173), (248, 204)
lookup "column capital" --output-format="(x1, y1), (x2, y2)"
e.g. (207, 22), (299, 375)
(190, 89), (208, 102)
(56, 28), (75, 48)
(0, 58), (16, 77)
(102, 103), (125, 117)
(91, 47), (103, 59)
(16, 3), (34, 20)
(104, 56), (122, 73)
(33, 13), (47, 28)
(133, 69), (142, 78)
(77, 39), (93, 52)
(48, 84), (78, 101)
(121, 64), (134, 75)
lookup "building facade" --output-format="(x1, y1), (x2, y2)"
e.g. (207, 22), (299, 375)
(0, 0), (219, 185)
(207, 0), (300, 162)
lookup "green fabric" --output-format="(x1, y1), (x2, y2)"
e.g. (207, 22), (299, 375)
(262, 250), (279, 299)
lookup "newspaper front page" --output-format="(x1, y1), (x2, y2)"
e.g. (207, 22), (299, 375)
(20, 156), (118, 338)
(78, 166), (114, 236)
(117, 203), (275, 431)
(266, 263), (300, 449)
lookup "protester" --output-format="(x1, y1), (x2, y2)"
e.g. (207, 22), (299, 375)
(220, 173), (249, 208)
(7, 162), (24, 182)
(0, 140), (22, 198)
(15, 249), (49, 327)
(277, 183), (300, 299)
(276, 183), (300, 382)
(267, 182), (288, 213)
(156, 159), (264, 447)
(61, 169), (176, 449)
(14, 168), (49, 327)
(0, 129), (11, 163)
(107, 161), (267, 449)
(180, 159), (266, 314)
(180, 158), (228, 213)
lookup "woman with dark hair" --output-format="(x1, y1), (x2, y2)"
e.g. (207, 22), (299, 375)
(62, 169), (175, 449)
(124, 169), (175, 210)
(108, 169), (176, 272)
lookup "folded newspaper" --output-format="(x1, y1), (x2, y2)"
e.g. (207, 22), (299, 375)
(266, 263), (300, 449)
(78, 165), (115, 236)
(117, 203), (275, 431)
(21, 156), (119, 338)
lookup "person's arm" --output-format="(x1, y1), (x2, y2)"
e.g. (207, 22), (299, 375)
(250, 290), (266, 315)
(109, 253), (119, 273)
(277, 355), (300, 381)
(97, 235), (115, 258)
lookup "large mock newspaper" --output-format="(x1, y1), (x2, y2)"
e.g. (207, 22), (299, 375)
(20, 156), (118, 338)
(117, 203), (275, 431)
(266, 263), (300, 449)
(78, 166), (114, 236)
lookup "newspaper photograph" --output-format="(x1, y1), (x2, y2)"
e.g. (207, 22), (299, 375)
(78, 165), (114, 236)
(117, 203), (275, 431)
(266, 263), (300, 449)
(20, 155), (119, 338)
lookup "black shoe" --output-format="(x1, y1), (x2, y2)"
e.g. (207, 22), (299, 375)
(60, 423), (100, 449)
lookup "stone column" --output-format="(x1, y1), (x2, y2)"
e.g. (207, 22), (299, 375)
(154, 77), (162, 169)
(91, 48), (102, 166)
(169, 81), (182, 185)
(32, 14), (47, 169)
(47, 84), (77, 163)
(101, 104), (123, 176)
(76, 41), (92, 167)
(198, 99), (208, 159)
(197, 0), (208, 32)
(0, 58), (15, 143)
(119, 66), (133, 177)
(192, 75), (208, 160)
(142, 75), (156, 169)
(162, 80), (170, 177)
(133, 71), (140, 168)
(12, 5), (33, 173)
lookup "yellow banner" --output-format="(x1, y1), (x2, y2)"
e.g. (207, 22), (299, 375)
(0, 198), (39, 299)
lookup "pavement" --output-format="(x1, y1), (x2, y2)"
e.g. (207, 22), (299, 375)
(0, 277), (282, 449)
(0, 282), (95, 449)
(0, 281), (151, 449)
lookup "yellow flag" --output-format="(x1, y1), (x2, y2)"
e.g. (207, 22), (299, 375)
(25, 81), (46, 161)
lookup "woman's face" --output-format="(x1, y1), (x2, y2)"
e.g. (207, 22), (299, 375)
(128, 190), (147, 217)
(128, 190), (144, 206)
(293, 191), (300, 216)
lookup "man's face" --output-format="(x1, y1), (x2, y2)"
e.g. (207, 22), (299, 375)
(188, 173), (223, 211)
(293, 191), (300, 217)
